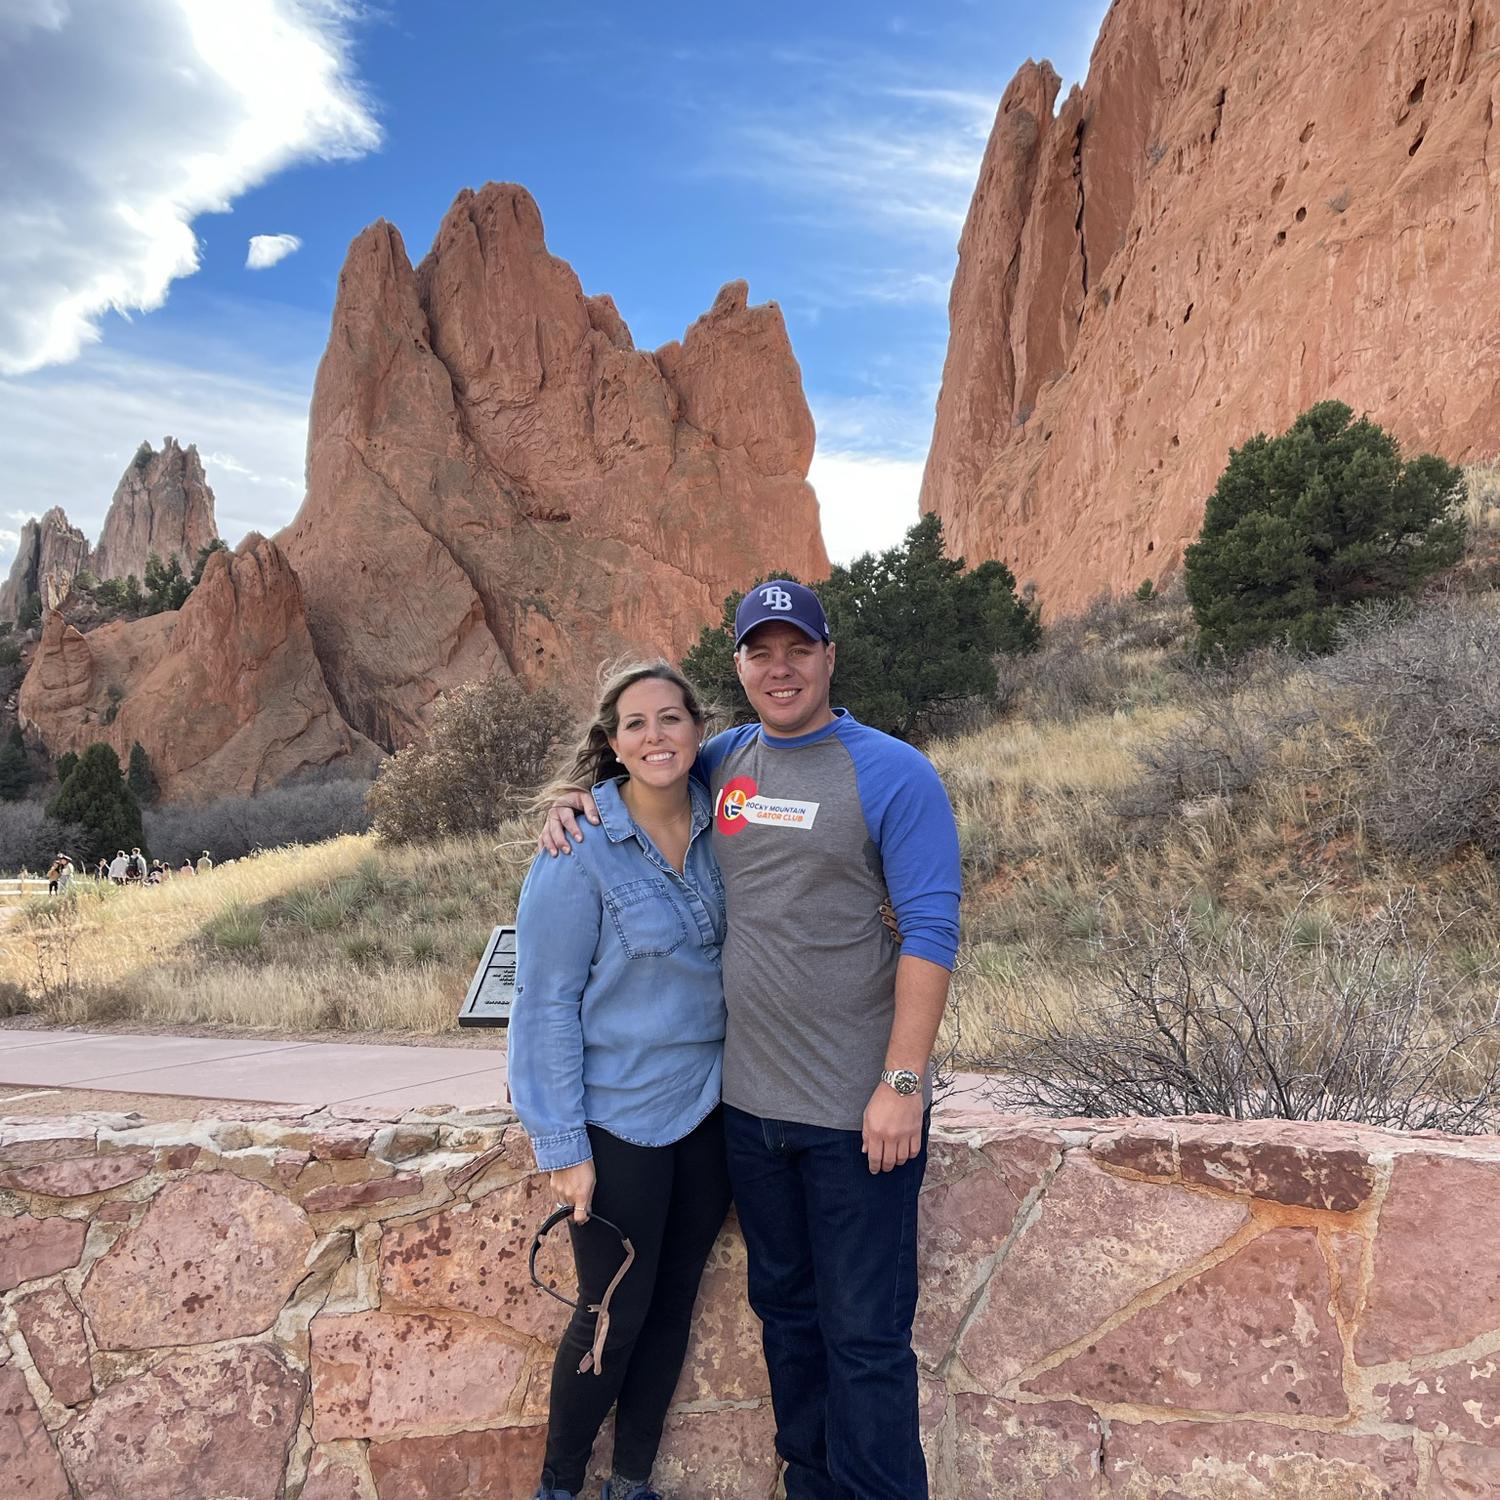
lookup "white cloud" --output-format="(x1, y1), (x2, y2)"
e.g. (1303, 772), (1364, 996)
(0, 346), (309, 564)
(0, 0), (379, 375)
(246, 232), (303, 269)
(809, 451), (924, 566)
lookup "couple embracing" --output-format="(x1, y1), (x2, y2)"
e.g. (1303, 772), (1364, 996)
(511, 580), (961, 1500)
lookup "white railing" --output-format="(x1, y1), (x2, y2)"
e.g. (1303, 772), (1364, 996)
(0, 878), (56, 897)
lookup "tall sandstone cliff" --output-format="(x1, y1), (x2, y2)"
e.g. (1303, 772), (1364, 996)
(0, 508), (90, 619)
(922, 0), (1500, 613)
(92, 438), (219, 583)
(278, 182), (829, 749)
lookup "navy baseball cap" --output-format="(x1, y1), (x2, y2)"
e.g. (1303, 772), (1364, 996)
(734, 580), (830, 648)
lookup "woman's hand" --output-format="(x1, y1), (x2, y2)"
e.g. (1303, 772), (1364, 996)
(550, 1159), (596, 1224)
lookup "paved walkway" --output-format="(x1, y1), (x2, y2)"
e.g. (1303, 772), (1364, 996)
(0, 1030), (505, 1112)
(0, 1028), (1006, 1120)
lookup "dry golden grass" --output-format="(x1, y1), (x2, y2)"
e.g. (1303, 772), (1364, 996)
(0, 830), (535, 1033)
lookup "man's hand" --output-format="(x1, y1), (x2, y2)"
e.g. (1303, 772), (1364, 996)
(861, 1083), (924, 1173)
(549, 1159), (596, 1223)
(539, 790), (600, 856)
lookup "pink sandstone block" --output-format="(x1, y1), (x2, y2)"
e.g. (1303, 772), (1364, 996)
(652, 1403), (781, 1498)
(367, 1427), (547, 1499)
(303, 1174), (424, 1213)
(0, 1134), (96, 1168)
(302, 1449), (372, 1500)
(379, 1172), (569, 1342)
(1433, 1440), (1500, 1493)
(0, 1213), (87, 1291)
(1029, 1226), (1348, 1417)
(56, 1344), (304, 1500)
(1358, 1153), (1500, 1363)
(1104, 1418), (1418, 1495)
(0, 1364), (70, 1500)
(310, 1310), (528, 1440)
(951, 1394), (1099, 1497)
(673, 1217), (769, 1402)
(0, 1151), (150, 1197)
(83, 1171), (314, 1349)
(13, 1283), (92, 1405)
(958, 1155), (1247, 1386)
(311, 1124), (379, 1161)
(1374, 1354), (1500, 1445)
(1089, 1126), (1176, 1179)
(1175, 1126), (1376, 1211)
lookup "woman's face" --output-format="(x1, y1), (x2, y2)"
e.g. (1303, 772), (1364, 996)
(608, 677), (699, 792)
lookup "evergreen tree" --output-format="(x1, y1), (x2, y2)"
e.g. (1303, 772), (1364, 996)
(54, 751), (78, 787)
(0, 726), (30, 802)
(1184, 401), (1466, 657)
(47, 743), (145, 863)
(126, 742), (159, 805)
(683, 514), (1039, 742)
(192, 539), (229, 586)
(18, 593), (41, 629)
(122, 574), (145, 614)
(144, 554), (192, 614)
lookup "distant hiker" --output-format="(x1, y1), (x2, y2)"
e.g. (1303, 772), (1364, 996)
(147, 861), (164, 886)
(95, 857), (108, 881)
(46, 854), (65, 895)
(196, 849), (213, 875)
(57, 856), (72, 893)
(179, 858), (194, 876)
(107, 850), (128, 884)
(128, 847), (147, 881)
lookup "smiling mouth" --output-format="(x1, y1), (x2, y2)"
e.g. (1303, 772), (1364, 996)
(767, 688), (800, 700)
(643, 751), (676, 763)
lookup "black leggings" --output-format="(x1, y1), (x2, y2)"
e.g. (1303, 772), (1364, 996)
(543, 1107), (732, 1492)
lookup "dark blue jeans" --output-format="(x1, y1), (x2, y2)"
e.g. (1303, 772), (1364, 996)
(724, 1103), (929, 1500)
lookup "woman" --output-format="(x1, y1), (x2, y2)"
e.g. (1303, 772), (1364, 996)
(509, 661), (730, 1500)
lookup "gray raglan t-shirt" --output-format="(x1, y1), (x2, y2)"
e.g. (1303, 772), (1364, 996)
(696, 710), (961, 1131)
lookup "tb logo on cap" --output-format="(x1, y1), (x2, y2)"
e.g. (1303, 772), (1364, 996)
(758, 586), (794, 611)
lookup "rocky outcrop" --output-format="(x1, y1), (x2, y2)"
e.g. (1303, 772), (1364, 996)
(0, 507), (89, 620)
(4, 1108), (1499, 1497)
(279, 182), (828, 748)
(92, 437), (219, 583)
(922, 0), (1500, 613)
(17, 534), (379, 800)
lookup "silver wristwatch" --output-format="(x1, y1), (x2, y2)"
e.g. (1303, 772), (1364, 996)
(880, 1067), (921, 1096)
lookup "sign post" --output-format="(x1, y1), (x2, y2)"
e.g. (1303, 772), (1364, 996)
(458, 924), (516, 1028)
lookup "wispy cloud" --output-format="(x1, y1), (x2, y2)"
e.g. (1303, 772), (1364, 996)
(0, 0), (379, 374)
(809, 451), (924, 566)
(246, 233), (303, 270)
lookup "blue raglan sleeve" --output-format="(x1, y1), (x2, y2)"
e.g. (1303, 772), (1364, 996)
(847, 730), (961, 970)
(691, 725), (753, 792)
(508, 850), (601, 1171)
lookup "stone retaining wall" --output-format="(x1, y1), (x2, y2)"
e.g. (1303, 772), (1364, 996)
(2, 1104), (1498, 1497)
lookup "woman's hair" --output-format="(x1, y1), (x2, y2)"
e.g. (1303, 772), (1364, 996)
(532, 660), (714, 809)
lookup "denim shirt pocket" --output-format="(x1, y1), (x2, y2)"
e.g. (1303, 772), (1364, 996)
(604, 877), (688, 958)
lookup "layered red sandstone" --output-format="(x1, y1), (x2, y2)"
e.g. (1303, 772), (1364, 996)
(921, 0), (1500, 612)
(279, 182), (828, 749)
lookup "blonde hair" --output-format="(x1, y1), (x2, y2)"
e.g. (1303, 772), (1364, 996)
(533, 660), (714, 809)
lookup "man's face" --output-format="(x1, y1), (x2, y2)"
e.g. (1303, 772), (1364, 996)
(735, 621), (836, 739)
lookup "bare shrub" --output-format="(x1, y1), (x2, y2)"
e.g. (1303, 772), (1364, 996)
(0, 802), (87, 874)
(369, 678), (571, 844)
(144, 779), (373, 864)
(978, 896), (1500, 1131)
(1318, 596), (1500, 861)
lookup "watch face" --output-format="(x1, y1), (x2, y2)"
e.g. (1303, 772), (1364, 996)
(888, 1069), (920, 1095)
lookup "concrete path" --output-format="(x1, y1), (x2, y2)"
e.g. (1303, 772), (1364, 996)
(0, 1029), (505, 1111)
(0, 1026), (1003, 1117)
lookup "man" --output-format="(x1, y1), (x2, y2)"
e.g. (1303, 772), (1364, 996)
(196, 849), (213, 875)
(107, 849), (128, 884)
(128, 847), (147, 881)
(545, 580), (960, 1498)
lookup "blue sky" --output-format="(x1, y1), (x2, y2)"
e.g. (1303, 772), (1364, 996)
(0, 0), (1107, 565)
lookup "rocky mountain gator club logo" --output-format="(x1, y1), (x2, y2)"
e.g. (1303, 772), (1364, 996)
(714, 776), (820, 836)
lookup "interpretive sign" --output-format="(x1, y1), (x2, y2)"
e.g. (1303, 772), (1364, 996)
(458, 924), (516, 1028)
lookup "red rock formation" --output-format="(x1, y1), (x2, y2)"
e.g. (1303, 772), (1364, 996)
(922, 0), (1500, 614)
(18, 535), (380, 800)
(92, 437), (219, 582)
(279, 183), (828, 748)
(0, 507), (90, 619)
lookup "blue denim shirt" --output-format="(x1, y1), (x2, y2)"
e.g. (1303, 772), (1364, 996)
(509, 776), (726, 1171)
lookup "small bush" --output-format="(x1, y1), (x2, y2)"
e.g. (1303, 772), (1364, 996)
(144, 778), (372, 864)
(1184, 400), (1466, 657)
(206, 904), (263, 953)
(368, 677), (570, 844)
(1316, 595), (1500, 861)
(977, 898), (1500, 1132)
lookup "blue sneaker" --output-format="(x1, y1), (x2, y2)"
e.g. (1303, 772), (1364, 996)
(533, 1481), (575, 1500)
(601, 1484), (662, 1500)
